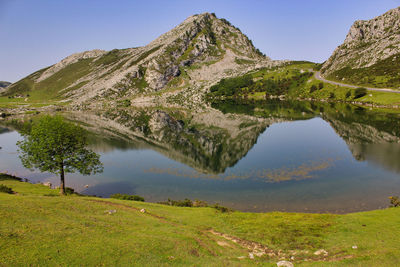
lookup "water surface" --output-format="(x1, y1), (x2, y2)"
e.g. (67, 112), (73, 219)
(1, 100), (400, 213)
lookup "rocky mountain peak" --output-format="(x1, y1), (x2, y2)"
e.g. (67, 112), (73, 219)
(4, 13), (271, 105)
(343, 7), (400, 44)
(321, 6), (400, 77)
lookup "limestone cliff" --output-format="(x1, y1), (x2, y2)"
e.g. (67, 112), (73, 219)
(321, 6), (400, 88)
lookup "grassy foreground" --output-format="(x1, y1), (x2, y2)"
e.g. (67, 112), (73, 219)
(1, 174), (400, 266)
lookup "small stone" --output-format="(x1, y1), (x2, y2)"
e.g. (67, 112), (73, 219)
(42, 182), (52, 188)
(140, 209), (146, 213)
(352, 245), (358, 249)
(314, 249), (328, 256)
(237, 256), (246, 259)
(105, 209), (116, 214)
(254, 251), (265, 257)
(290, 256), (295, 260)
(249, 253), (254, 259)
(277, 260), (294, 267)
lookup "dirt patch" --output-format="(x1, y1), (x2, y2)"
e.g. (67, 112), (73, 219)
(84, 199), (178, 226)
(207, 229), (277, 258)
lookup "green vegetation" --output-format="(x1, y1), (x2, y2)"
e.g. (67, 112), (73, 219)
(327, 53), (400, 89)
(112, 66), (149, 96)
(17, 115), (103, 195)
(1, 173), (400, 266)
(389, 196), (400, 207)
(209, 74), (253, 96)
(203, 15), (216, 45)
(111, 193), (145, 202)
(94, 49), (125, 66)
(0, 184), (14, 194)
(5, 59), (94, 101)
(128, 45), (162, 67)
(234, 57), (255, 65)
(208, 63), (313, 99)
(354, 87), (368, 99)
(207, 62), (400, 108)
(158, 198), (231, 212)
(212, 99), (400, 138)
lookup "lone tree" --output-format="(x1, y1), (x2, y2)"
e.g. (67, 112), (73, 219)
(17, 115), (103, 195)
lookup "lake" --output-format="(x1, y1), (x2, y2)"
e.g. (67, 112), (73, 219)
(1, 100), (400, 213)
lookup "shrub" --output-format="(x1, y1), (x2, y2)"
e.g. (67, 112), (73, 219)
(213, 203), (232, 213)
(117, 99), (131, 107)
(389, 196), (400, 207)
(329, 92), (335, 99)
(318, 82), (324, 90)
(193, 200), (208, 207)
(210, 75), (254, 96)
(345, 90), (352, 98)
(0, 184), (14, 194)
(354, 87), (367, 99)
(110, 193), (145, 202)
(310, 85), (317, 93)
(167, 198), (193, 207)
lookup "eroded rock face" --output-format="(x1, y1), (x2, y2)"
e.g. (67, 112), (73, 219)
(321, 6), (400, 76)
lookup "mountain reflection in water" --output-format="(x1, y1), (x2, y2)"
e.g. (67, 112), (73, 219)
(1, 100), (400, 213)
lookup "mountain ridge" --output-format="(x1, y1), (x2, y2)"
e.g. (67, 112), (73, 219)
(321, 6), (400, 88)
(3, 13), (276, 107)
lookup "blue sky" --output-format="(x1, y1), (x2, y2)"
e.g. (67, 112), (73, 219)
(1, 0), (399, 82)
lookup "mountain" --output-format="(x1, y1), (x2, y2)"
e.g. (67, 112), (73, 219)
(321, 6), (400, 89)
(0, 81), (11, 88)
(63, 108), (270, 174)
(3, 13), (274, 106)
(0, 81), (11, 93)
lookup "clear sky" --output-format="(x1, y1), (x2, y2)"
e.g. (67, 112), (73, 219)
(1, 0), (399, 82)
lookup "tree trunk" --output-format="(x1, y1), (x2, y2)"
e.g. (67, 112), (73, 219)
(60, 162), (65, 195)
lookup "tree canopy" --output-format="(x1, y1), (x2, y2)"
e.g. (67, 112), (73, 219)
(17, 115), (103, 194)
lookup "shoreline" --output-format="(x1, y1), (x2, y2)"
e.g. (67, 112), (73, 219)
(0, 172), (392, 215)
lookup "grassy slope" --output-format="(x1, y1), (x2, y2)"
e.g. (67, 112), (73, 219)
(240, 62), (400, 107)
(1, 174), (400, 266)
(326, 53), (400, 89)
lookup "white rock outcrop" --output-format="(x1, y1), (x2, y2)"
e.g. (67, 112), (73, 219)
(322, 6), (400, 75)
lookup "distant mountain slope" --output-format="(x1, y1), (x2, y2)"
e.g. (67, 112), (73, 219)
(3, 13), (273, 105)
(0, 81), (11, 93)
(321, 6), (400, 89)
(0, 81), (11, 88)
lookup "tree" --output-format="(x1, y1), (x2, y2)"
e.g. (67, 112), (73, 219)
(17, 115), (103, 195)
(354, 87), (367, 99)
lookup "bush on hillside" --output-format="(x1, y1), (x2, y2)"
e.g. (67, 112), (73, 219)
(310, 85), (318, 93)
(389, 196), (400, 207)
(110, 193), (145, 202)
(354, 87), (368, 99)
(0, 184), (14, 194)
(213, 203), (232, 213)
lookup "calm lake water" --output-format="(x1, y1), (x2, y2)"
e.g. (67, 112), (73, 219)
(1, 100), (400, 213)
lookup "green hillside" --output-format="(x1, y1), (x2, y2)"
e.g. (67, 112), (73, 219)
(207, 62), (400, 107)
(1, 173), (400, 266)
(326, 53), (400, 89)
